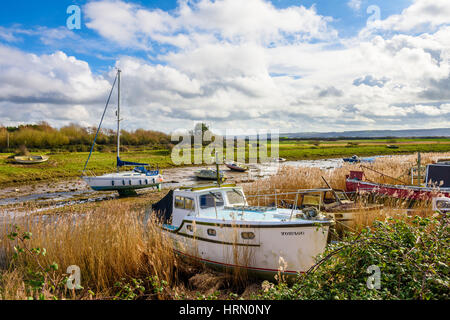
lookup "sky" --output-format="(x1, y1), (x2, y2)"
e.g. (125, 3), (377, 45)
(0, 0), (449, 134)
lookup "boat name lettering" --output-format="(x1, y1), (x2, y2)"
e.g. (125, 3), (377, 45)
(281, 231), (304, 236)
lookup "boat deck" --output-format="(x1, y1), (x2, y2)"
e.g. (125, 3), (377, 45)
(196, 207), (322, 224)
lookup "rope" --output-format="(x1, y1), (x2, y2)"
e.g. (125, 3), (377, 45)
(359, 164), (407, 185)
(82, 72), (118, 174)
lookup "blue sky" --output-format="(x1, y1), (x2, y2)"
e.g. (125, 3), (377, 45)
(0, 0), (412, 72)
(0, 0), (449, 133)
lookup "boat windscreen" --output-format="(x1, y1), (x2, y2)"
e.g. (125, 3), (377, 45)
(200, 193), (224, 209)
(227, 189), (244, 204)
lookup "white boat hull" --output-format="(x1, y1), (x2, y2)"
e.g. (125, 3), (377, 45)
(83, 171), (163, 192)
(164, 219), (330, 278)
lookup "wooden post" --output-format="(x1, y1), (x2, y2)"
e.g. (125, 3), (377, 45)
(417, 152), (421, 186)
(275, 189), (277, 208)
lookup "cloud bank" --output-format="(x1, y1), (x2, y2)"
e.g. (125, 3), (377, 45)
(0, 0), (449, 133)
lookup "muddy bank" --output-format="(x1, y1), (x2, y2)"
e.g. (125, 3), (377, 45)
(0, 158), (347, 211)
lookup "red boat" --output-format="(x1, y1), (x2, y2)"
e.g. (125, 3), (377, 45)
(346, 162), (450, 200)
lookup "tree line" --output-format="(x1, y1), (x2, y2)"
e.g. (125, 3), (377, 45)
(0, 122), (172, 152)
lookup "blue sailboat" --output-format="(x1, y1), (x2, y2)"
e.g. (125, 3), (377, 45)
(81, 69), (163, 194)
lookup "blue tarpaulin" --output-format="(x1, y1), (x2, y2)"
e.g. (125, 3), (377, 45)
(117, 157), (150, 167)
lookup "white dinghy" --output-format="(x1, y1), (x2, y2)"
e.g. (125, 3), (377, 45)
(81, 69), (163, 195)
(152, 183), (333, 279)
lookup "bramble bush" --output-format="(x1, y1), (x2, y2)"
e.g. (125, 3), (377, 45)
(258, 214), (449, 300)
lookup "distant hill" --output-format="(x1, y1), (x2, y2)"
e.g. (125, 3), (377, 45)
(282, 128), (450, 139)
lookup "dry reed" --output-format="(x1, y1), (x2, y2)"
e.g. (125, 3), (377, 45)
(0, 201), (177, 297)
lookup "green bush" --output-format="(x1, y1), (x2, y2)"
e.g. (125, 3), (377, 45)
(258, 215), (449, 300)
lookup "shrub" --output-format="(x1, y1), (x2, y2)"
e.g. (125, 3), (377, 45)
(257, 214), (449, 300)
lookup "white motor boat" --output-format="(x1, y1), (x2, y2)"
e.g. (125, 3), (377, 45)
(81, 69), (163, 194)
(152, 184), (333, 278)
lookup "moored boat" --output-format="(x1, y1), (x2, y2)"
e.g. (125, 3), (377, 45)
(292, 188), (383, 237)
(225, 161), (249, 172)
(13, 155), (49, 164)
(343, 155), (375, 163)
(152, 184), (333, 278)
(432, 197), (450, 213)
(81, 69), (163, 194)
(346, 161), (450, 200)
(194, 169), (226, 181)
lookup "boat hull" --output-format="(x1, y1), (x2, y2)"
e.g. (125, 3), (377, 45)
(195, 171), (226, 181)
(163, 219), (330, 279)
(225, 163), (248, 172)
(346, 178), (450, 200)
(83, 173), (163, 192)
(13, 155), (49, 164)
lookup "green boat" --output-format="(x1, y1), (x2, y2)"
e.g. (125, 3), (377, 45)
(194, 169), (227, 181)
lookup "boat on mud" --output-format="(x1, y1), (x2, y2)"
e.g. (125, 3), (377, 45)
(194, 169), (226, 181)
(285, 188), (383, 237)
(433, 197), (450, 213)
(346, 161), (450, 200)
(13, 155), (49, 164)
(81, 69), (163, 195)
(225, 161), (249, 172)
(152, 184), (333, 278)
(343, 155), (375, 163)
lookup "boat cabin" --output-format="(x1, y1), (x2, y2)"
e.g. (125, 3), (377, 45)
(152, 184), (248, 227)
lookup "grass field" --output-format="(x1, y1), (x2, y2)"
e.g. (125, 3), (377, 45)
(0, 138), (449, 185)
(0, 150), (172, 185)
(278, 138), (450, 159)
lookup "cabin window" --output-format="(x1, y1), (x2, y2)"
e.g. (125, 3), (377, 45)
(112, 181), (115, 186)
(185, 198), (195, 211)
(207, 229), (217, 236)
(122, 180), (126, 186)
(227, 190), (244, 205)
(186, 225), (193, 232)
(175, 197), (195, 210)
(175, 196), (184, 209)
(241, 232), (255, 240)
(200, 193), (224, 209)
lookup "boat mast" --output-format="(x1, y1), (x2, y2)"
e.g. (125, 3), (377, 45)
(117, 69), (121, 172)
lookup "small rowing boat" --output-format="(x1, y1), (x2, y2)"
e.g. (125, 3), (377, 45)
(13, 155), (49, 164)
(225, 161), (249, 172)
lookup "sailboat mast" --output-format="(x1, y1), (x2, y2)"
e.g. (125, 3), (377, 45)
(117, 69), (121, 172)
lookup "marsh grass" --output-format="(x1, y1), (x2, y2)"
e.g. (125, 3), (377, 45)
(0, 202), (178, 298)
